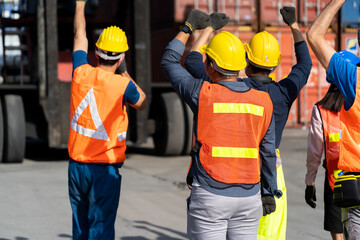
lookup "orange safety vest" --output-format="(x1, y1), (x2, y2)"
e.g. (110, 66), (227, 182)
(317, 104), (340, 190)
(338, 69), (360, 172)
(197, 81), (273, 184)
(68, 64), (130, 164)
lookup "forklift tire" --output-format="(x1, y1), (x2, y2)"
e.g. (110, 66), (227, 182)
(153, 92), (185, 156)
(2, 95), (26, 163)
(0, 98), (3, 162)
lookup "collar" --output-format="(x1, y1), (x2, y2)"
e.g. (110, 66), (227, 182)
(250, 75), (273, 84)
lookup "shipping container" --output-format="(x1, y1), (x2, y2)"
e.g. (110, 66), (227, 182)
(175, 0), (257, 25)
(341, 0), (360, 28)
(260, 0), (296, 27)
(298, 0), (330, 25)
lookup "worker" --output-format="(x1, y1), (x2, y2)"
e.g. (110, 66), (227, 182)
(161, 9), (281, 240)
(307, 0), (360, 239)
(185, 6), (312, 240)
(305, 82), (345, 240)
(67, 1), (147, 239)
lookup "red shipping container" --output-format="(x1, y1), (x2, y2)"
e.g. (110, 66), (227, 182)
(298, 0), (331, 25)
(260, 0), (297, 27)
(174, 0), (256, 24)
(295, 28), (336, 125)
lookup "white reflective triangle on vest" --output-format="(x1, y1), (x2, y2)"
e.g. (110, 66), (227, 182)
(71, 88), (110, 141)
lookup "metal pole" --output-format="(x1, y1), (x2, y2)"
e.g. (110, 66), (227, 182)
(37, 0), (46, 98)
(133, 0), (151, 143)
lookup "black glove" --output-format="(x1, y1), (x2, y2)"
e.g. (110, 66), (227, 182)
(358, 29), (360, 49)
(280, 6), (296, 26)
(261, 195), (276, 216)
(210, 12), (230, 31)
(305, 185), (317, 208)
(184, 9), (210, 33)
(118, 58), (127, 74)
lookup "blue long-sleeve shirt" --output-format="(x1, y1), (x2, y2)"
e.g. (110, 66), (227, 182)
(185, 41), (312, 149)
(161, 39), (280, 198)
(327, 52), (357, 110)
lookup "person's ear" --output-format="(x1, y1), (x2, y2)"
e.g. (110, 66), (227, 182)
(208, 61), (216, 74)
(117, 55), (125, 68)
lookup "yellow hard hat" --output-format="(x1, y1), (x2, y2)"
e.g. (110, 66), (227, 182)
(200, 31), (246, 71)
(245, 31), (281, 69)
(95, 26), (129, 53)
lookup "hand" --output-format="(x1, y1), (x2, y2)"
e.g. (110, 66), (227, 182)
(210, 12), (230, 31)
(280, 6), (296, 26)
(185, 9), (211, 33)
(305, 185), (317, 208)
(261, 195), (276, 216)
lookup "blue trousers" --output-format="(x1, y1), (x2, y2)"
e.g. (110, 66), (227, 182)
(68, 159), (121, 240)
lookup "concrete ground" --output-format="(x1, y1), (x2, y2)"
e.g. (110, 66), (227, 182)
(0, 127), (330, 240)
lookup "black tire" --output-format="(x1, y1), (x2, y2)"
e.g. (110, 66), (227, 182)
(2, 95), (25, 163)
(0, 98), (3, 162)
(153, 92), (185, 156)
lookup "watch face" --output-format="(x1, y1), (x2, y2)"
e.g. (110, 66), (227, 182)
(182, 25), (192, 34)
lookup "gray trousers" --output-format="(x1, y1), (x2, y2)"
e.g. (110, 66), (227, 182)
(187, 186), (262, 240)
(343, 206), (360, 240)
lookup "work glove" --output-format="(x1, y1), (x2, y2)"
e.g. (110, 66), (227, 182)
(185, 9), (211, 34)
(305, 185), (317, 208)
(261, 195), (276, 216)
(118, 58), (127, 74)
(76, 0), (87, 3)
(210, 12), (230, 31)
(280, 6), (296, 26)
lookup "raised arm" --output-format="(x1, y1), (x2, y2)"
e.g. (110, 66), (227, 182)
(185, 13), (229, 80)
(280, 6), (304, 43)
(73, 1), (88, 53)
(307, 0), (345, 71)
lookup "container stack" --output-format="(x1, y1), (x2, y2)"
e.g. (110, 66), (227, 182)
(174, 0), (360, 125)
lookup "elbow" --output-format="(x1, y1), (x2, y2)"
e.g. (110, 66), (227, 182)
(306, 31), (314, 45)
(137, 96), (148, 111)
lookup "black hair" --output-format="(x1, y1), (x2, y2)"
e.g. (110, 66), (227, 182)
(98, 57), (119, 67)
(205, 55), (238, 78)
(317, 84), (344, 112)
(247, 62), (272, 76)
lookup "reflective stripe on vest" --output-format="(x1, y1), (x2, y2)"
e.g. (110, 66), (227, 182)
(197, 81), (273, 184)
(339, 69), (360, 172)
(329, 133), (340, 142)
(318, 104), (340, 190)
(213, 103), (264, 116)
(212, 147), (258, 158)
(68, 64), (130, 164)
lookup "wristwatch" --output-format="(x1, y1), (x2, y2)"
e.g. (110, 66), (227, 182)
(182, 24), (192, 35)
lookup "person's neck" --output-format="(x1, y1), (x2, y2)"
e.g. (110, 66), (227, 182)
(99, 64), (117, 73)
(212, 76), (237, 83)
(247, 73), (266, 77)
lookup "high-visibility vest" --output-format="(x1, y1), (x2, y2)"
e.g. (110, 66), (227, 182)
(197, 81), (273, 184)
(68, 64), (130, 164)
(317, 104), (340, 190)
(339, 69), (360, 172)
